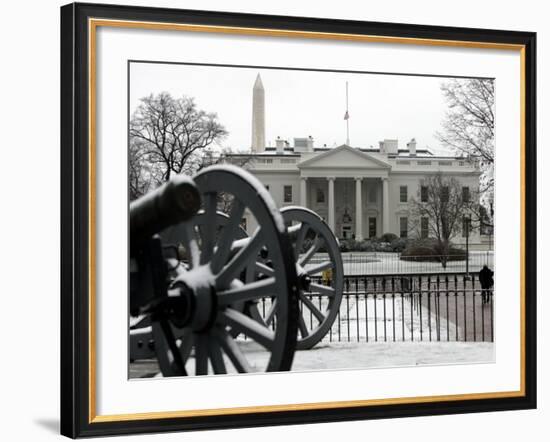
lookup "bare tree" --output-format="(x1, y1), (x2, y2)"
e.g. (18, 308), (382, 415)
(129, 92), (227, 199)
(436, 79), (495, 223)
(409, 174), (475, 268)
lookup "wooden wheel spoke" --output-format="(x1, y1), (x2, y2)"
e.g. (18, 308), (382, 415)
(194, 332), (209, 376)
(218, 277), (276, 306)
(215, 328), (252, 373)
(216, 228), (264, 288)
(199, 192), (218, 265)
(219, 308), (275, 350)
(305, 260), (333, 276)
(184, 224), (201, 269)
(298, 237), (323, 266)
(264, 299), (278, 326)
(300, 293), (326, 323)
(308, 282), (335, 297)
(211, 200), (245, 273)
(287, 222), (302, 237)
(247, 303), (269, 327)
(298, 315), (309, 338)
(180, 332), (193, 363)
(255, 261), (275, 277)
(208, 336), (227, 374)
(294, 222), (308, 254)
(159, 320), (188, 376)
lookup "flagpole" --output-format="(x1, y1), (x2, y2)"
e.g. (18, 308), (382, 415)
(346, 81), (350, 145)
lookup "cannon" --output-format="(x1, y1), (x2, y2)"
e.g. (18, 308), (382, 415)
(129, 165), (344, 376)
(130, 165), (299, 376)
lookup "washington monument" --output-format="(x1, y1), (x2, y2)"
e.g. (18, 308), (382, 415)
(251, 74), (265, 152)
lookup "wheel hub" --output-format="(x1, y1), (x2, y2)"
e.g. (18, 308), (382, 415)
(172, 264), (218, 332)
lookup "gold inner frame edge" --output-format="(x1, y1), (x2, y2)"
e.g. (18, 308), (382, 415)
(87, 18), (527, 423)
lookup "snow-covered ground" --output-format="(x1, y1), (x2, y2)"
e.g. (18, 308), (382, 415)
(290, 341), (494, 371)
(310, 251), (494, 275)
(130, 341), (494, 378)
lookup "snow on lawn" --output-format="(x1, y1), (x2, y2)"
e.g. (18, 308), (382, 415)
(310, 251), (494, 275)
(316, 293), (454, 342)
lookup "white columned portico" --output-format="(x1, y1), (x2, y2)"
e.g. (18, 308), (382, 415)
(300, 177), (307, 207)
(327, 177), (335, 232)
(355, 177), (363, 241)
(382, 177), (390, 234)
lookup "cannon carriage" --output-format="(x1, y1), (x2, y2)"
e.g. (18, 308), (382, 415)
(130, 165), (344, 376)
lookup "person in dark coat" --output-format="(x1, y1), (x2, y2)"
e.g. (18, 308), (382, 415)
(478, 265), (494, 304)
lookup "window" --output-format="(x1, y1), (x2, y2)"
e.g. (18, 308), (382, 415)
(316, 187), (325, 203)
(399, 217), (408, 238)
(420, 185), (428, 202)
(368, 186), (377, 203)
(400, 217), (408, 238)
(399, 186), (408, 203)
(441, 186), (449, 202)
(369, 217), (377, 238)
(462, 186), (470, 202)
(462, 216), (471, 237)
(284, 185), (293, 203)
(421, 217), (429, 239)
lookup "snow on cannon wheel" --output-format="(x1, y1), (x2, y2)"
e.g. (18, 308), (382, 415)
(150, 165), (299, 376)
(280, 206), (344, 350)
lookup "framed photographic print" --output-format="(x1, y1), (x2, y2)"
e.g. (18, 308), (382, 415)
(60, 2), (537, 438)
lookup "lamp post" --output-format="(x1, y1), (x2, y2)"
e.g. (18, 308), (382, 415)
(464, 215), (471, 279)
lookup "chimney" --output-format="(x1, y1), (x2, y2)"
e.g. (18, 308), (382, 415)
(380, 139), (398, 156)
(306, 136), (314, 150)
(275, 136), (285, 154)
(407, 138), (417, 156)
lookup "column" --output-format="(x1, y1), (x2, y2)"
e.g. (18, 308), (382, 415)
(382, 177), (390, 234)
(355, 177), (363, 241)
(327, 177), (335, 232)
(300, 177), (307, 207)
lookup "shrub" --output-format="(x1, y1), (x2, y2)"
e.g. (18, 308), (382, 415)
(339, 239), (357, 253)
(381, 232), (398, 243)
(390, 237), (409, 252)
(400, 239), (466, 262)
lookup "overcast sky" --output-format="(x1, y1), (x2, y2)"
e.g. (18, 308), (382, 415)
(130, 62), (465, 155)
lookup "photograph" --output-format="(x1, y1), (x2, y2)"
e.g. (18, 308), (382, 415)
(58, 3), (536, 437)
(128, 62), (496, 378)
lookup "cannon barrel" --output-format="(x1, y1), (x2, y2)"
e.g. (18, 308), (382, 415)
(130, 175), (201, 243)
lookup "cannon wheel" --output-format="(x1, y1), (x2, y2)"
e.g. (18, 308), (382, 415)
(151, 165), (299, 376)
(281, 206), (344, 350)
(128, 211), (249, 364)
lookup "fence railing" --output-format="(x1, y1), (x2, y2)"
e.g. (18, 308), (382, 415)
(300, 273), (494, 343)
(309, 251), (494, 275)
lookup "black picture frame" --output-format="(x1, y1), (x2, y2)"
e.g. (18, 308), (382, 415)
(60, 2), (537, 438)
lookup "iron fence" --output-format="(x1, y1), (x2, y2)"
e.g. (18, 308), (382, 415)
(298, 273), (494, 343)
(309, 251), (494, 275)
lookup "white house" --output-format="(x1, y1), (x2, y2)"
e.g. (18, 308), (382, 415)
(227, 74), (490, 249)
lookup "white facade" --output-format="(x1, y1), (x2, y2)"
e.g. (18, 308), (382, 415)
(229, 142), (486, 247)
